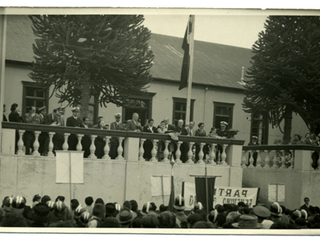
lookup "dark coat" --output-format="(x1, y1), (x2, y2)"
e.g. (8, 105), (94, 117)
(8, 111), (23, 122)
(126, 120), (142, 131)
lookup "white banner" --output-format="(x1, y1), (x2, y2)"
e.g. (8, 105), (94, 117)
(214, 187), (259, 208)
(182, 182), (259, 209)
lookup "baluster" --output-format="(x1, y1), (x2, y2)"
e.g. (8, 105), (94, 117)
(48, 132), (55, 157)
(197, 143), (205, 164)
(89, 135), (97, 159)
(175, 141), (182, 164)
(241, 150), (247, 168)
(102, 136), (111, 160)
(290, 150), (295, 169)
(248, 150), (254, 168)
(62, 133), (70, 151)
(116, 137), (124, 160)
(264, 150), (270, 168)
(256, 150), (262, 168)
(281, 150), (287, 169)
(32, 131), (41, 156)
(17, 130), (25, 155)
(150, 139), (158, 162)
(76, 134), (84, 151)
(208, 143), (216, 165)
(162, 140), (170, 163)
(139, 139), (146, 161)
(221, 144), (227, 165)
(272, 150), (279, 169)
(186, 142), (194, 164)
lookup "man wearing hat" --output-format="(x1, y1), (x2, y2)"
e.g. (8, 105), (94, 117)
(252, 205), (274, 229)
(110, 113), (126, 159)
(173, 195), (188, 228)
(231, 214), (263, 229)
(66, 107), (82, 150)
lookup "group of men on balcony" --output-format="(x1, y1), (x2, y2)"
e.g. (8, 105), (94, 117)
(2, 103), (233, 161)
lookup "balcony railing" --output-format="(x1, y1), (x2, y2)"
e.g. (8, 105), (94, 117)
(242, 144), (320, 170)
(1, 122), (245, 166)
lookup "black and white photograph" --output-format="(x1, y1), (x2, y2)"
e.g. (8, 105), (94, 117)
(0, 4), (320, 237)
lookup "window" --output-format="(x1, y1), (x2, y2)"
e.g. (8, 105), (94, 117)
(250, 111), (269, 144)
(213, 102), (234, 129)
(172, 97), (195, 126)
(122, 93), (156, 126)
(22, 81), (49, 115)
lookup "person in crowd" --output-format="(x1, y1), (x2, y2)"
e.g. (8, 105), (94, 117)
(93, 119), (107, 159)
(118, 209), (135, 228)
(130, 200), (140, 217)
(162, 117), (175, 133)
(231, 214), (263, 229)
(105, 203), (117, 218)
(248, 135), (259, 166)
(126, 112), (142, 132)
(195, 122), (208, 162)
(9, 103), (24, 153)
(185, 121), (195, 136)
(172, 119), (188, 162)
(83, 196), (94, 216)
(142, 118), (157, 161)
(157, 120), (167, 134)
(93, 116), (104, 128)
(207, 209), (219, 228)
(100, 216), (120, 228)
(252, 205), (274, 229)
(300, 197), (312, 215)
(110, 113), (126, 159)
(80, 117), (91, 158)
(187, 213), (204, 228)
(291, 134), (303, 144)
(66, 107), (82, 151)
(2, 104), (7, 122)
(208, 127), (220, 138)
(216, 121), (229, 163)
(173, 195), (188, 228)
(156, 120), (167, 160)
(23, 106), (42, 155)
(141, 213), (159, 228)
(87, 203), (105, 228)
(158, 211), (178, 228)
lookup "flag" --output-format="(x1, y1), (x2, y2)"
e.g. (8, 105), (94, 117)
(179, 15), (193, 90)
(195, 177), (216, 213)
(168, 174), (175, 212)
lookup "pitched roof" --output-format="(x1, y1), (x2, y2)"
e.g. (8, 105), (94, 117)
(5, 15), (253, 90)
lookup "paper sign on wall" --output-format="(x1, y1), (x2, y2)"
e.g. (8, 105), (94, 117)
(151, 175), (170, 196)
(268, 183), (285, 203)
(56, 151), (84, 183)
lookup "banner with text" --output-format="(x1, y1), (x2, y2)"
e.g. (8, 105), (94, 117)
(182, 183), (259, 210)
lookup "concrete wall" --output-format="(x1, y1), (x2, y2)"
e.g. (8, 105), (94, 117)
(0, 155), (240, 209)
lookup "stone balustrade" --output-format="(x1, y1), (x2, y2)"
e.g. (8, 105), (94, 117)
(242, 144), (320, 171)
(1, 122), (245, 165)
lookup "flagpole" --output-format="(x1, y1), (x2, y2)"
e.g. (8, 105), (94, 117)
(0, 14), (7, 153)
(185, 15), (195, 125)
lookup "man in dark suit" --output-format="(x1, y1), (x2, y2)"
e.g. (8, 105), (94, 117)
(126, 112), (142, 132)
(66, 107), (82, 150)
(142, 118), (158, 161)
(80, 116), (90, 158)
(173, 119), (188, 162)
(37, 106), (49, 156)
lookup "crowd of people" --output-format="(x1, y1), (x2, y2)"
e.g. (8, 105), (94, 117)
(2, 103), (235, 162)
(0, 193), (319, 229)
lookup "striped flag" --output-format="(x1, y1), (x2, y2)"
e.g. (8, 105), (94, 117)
(179, 15), (194, 90)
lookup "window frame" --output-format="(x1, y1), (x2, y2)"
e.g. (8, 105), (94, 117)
(172, 97), (195, 126)
(22, 81), (49, 116)
(213, 101), (234, 129)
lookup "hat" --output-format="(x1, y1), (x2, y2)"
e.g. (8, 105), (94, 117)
(41, 195), (51, 204)
(194, 202), (204, 211)
(118, 209), (134, 224)
(32, 203), (51, 222)
(187, 213), (204, 226)
(220, 121), (228, 126)
(114, 113), (121, 118)
(208, 209), (218, 223)
(226, 211), (241, 223)
(11, 195), (26, 209)
(105, 203), (116, 217)
(47, 201), (55, 209)
(53, 200), (66, 213)
(270, 202), (283, 217)
(252, 135), (258, 139)
(173, 195), (185, 211)
(92, 203), (105, 219)
(300, 209), (308, 220)
(231, 214), (263, 229)
(74, 204), (85, 220)
(253, 205), (271, 218)
(79, 210), (91, 226)
(72, 107), (80, 112)
(291, 209), (302, 220)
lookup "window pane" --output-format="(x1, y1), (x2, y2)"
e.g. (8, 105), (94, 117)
(36, 89), (44, 98)
(36, 101), (44, 108)
(26, 99), (34, 108)
(26, 88), (35, 97)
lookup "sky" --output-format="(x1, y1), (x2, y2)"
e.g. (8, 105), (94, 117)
(143, 14), (267, 49)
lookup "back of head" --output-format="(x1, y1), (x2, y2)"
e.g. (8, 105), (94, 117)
(226, 211), (241, 224)
(55, 195), (65, 202)
(216, 213), (227, 227)
(70, 199), (79, 210)
(131, 216), (143, 228)
(12, 195), (26, 209)
(158, 211), (176, 228)
(41, 195), (51, 204)
(150, 202), (157, 211)
(130, 200), (138, 212)
(122, 200), (132, 211)
(141, 214), (159, 228)
(159, 204), (168, 212)
(93, 203), (106, 220)
(187, 213), (204, 227)
(95, 198), (105, 206)
(85, 196), (94, 206)
(100, 217), (120, 228)
(192, 221), (214, 228)
(32, 194), (41, 203)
